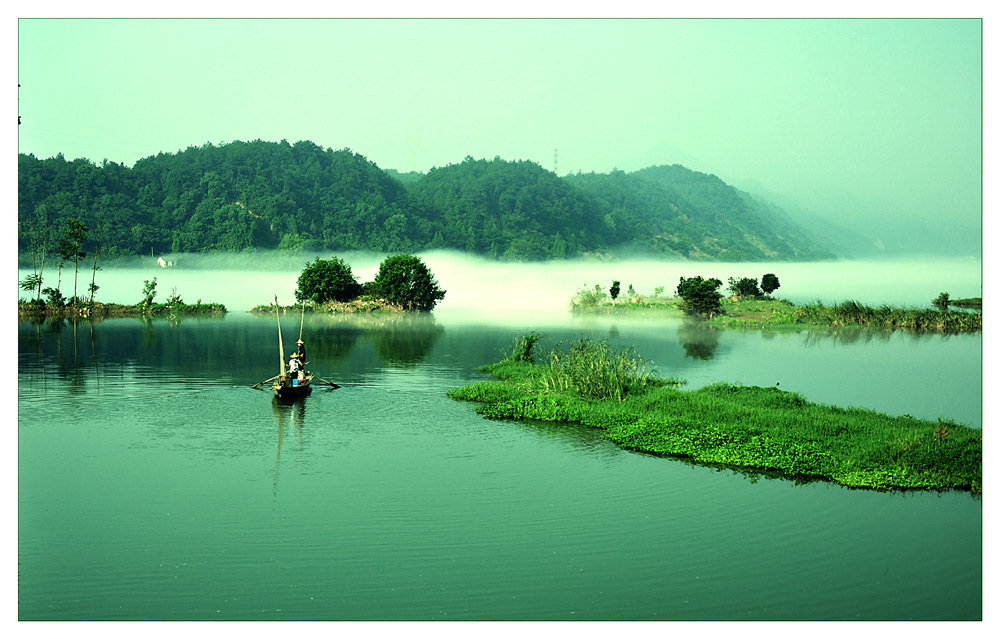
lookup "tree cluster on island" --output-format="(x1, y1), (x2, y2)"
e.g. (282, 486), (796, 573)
(294, 253), (446, 311)
(18, 140), (835, 269)
(668, 275), (979, 333)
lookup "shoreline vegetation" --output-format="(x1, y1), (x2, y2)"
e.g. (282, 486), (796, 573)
(448, 335), (982, 494)
(571, 283), (982, 334)
(249, 298), (405, 315)
(17, 299), (226, 319)
(18, 277), (226, 319)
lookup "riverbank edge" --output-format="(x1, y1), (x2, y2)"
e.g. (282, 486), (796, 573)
(572, 296), (982, 334)
(17, 300), (227, 319)
(448, 357), (982, 494)
(248, 298), (405, 315)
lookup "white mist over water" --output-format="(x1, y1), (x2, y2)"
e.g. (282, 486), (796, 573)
(17, 251), (982, 322)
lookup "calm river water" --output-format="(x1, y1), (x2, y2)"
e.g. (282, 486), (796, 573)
(17, 257), (983, 621)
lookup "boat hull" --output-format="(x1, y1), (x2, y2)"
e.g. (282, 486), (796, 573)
(273, 374), (313, 400)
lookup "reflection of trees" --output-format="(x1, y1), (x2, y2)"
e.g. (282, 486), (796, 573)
(726, 325), (907, 347)
(677, 320), (722, 360)
(306, 325), (363, 365)
(19, 312), (445, 390)
(54, 319), (88, 394)
(368, 315), (444, 367)
(799, 327), (895, 347)
(309, 313), (444, 368)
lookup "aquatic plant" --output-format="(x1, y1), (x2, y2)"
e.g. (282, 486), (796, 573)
(449, 349), (983, 494)
(713, 298), (981, 334)
(504, 332), (543, 363)
(542, 338), (661, 402)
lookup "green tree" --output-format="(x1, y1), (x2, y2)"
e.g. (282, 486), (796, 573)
(727, 276), (762, 299)
(42, 286), (65, 308)
(676, 276), (724, 316)
(372, 254), (446, 310)
(57, 218), (88, 305)
(88, 212), (106, 304)
(295, 256), (361, 304)
(609, 280), (621, 302)
(933, 292), (951, 310)
(141, 278), (157, 305)
(761, 273), (780, 296)
(19, 274), (42, 300)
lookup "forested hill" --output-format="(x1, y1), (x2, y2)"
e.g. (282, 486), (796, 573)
(18, 139), (835, 262)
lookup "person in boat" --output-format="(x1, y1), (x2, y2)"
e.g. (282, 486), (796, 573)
(295, 339), (307, 366)
(288, 353), (301, 380)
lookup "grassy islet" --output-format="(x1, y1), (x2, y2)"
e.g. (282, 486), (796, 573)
(449, 335), (982, 494)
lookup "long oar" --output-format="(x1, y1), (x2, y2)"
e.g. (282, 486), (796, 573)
(252, 375), (279, 389)
(315, 376), (340, 389)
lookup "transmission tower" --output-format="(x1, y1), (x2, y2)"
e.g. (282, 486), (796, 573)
(553, 149), (558, 175)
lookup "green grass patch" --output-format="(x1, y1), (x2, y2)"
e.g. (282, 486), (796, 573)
(715, 299), (981, 333)
(449, 336), (982, 493)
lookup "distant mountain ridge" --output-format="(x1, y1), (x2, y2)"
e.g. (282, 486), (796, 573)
(18, 139), (837, 262)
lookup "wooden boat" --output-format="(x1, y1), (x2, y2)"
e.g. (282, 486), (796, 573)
(271, 296), (313, 400)
(253, 296), (338, 397)
(272, 370), (314, 400)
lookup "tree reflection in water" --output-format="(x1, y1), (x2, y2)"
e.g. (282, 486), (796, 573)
(676, 320), (722, 360)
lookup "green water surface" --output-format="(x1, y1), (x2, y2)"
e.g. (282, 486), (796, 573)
(17, 313), (982, 620)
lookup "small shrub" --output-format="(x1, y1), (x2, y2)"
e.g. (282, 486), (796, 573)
(42, 287), (66, 308)
(141, 278), (157, 305)
(932, 292), (951, 310)
(571, 284), (607, 309)
(728, 276), (762, 299)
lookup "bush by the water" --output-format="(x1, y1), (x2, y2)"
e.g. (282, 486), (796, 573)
(295, 256), (362, 304)
(371, 253), (446, 310)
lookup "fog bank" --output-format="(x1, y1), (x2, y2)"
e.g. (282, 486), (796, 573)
(19, 251), (982, 324)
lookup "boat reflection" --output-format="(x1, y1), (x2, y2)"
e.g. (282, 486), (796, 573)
(270, 396), (307, 496)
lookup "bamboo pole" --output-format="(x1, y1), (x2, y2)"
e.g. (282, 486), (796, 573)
(275, 295), (286, 377)
(298, 299), (306, 342)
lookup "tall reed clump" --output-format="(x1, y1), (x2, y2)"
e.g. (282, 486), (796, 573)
(543, 338), (660, 402)
(505, 332), (543, 363)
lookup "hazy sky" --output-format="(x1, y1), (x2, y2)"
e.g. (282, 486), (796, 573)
(15, 15), (984, 233)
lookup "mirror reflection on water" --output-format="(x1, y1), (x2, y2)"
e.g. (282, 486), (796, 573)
(17, 257), (983, 620)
